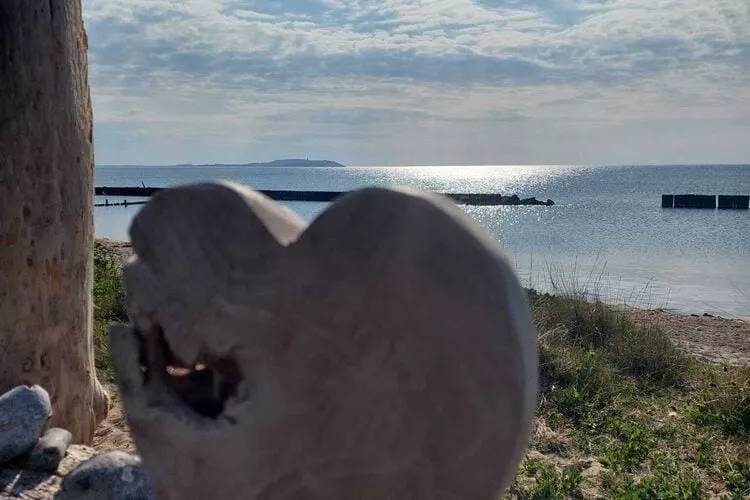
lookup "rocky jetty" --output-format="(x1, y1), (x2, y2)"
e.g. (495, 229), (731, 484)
(447, 193), (555, 206)
(94, 185), (555, 207)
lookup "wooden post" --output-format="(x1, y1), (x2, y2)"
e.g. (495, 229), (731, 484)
(674, 194), (716, 209)
(0, 1), (109, 443)
(718, 195), (750, 210)
(696, 195), (716, 209)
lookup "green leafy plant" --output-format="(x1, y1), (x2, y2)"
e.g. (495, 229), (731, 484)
(602, 469), (704, 499)
(520, 459), (584, 500)
(723, 461), (750, 498)
(599, 420), (651, 472)
(688, 367), (750, 438)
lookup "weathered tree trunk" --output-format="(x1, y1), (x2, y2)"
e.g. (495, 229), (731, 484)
(0, 1), (109, 443)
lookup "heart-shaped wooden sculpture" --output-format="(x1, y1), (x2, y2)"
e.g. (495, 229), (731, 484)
(109, 181), (538, 500)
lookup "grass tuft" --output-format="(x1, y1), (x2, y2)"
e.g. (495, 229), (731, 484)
(517, 458), (585, 499)
(93, 241), (127, 383)
(687, 366), (750, 438)
(528, 289), (691, 389)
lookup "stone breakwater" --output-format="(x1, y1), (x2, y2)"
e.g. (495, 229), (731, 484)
(0, 385), (153, 499)
(95, 185), (556, 207)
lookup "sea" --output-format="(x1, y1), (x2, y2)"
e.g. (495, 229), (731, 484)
(94, 164), (750, 319)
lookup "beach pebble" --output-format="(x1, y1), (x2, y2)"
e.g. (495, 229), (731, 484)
(56, 451), (155, 500)
(0, 445), (97, 499)
(0, 385), (52, 465)
(26, 427), (73, 472)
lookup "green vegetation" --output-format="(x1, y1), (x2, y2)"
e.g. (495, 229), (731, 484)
(92, 243), (749, 498)
(510, 289), (749, 499)
(93, 241), (127, 384)
(517, 459), (585, 499)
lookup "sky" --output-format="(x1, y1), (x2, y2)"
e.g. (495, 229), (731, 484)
(83, 0), (750, 166)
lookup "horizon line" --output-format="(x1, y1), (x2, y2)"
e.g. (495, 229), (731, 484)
(95, 162), (750, 168)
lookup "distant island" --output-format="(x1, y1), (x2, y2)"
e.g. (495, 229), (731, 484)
(253, 159), (345, 167)
(171, 159), (346, 168)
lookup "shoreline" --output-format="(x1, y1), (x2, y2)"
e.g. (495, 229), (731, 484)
(623, 306), (750, 366)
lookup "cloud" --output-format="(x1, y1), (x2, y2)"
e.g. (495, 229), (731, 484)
(83, 0), (750, 165)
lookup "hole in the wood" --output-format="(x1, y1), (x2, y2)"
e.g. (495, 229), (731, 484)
(134, 328), (149, 381)
(143, 325), (242, 419)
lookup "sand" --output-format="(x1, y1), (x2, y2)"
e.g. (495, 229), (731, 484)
(626, 307), (750, 366)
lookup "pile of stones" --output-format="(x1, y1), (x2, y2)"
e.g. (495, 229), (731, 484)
(0, 385), (153, 499)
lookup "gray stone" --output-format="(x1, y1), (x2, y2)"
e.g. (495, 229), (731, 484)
(0, 465), (61, 499)
(25, 428), (73, 473)
(0, 386), (52, 465)
(56, 452), (154, 500)
(0, 445), (95, 499)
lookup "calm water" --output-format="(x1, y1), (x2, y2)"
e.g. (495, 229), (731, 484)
(95, 165), (750, 319)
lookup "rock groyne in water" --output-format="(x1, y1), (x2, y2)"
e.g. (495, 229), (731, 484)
(95, 186), (554, 207)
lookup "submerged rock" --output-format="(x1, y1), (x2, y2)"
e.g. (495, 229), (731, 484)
(56, 451), (154, 500)
(0, 385), (52, 465)
(519, 196), (556, 206)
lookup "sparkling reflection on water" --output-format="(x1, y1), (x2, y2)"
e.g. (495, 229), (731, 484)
(95, 165), (750, 318)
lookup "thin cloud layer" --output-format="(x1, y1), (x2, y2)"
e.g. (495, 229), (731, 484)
(83, 0), (750, 165)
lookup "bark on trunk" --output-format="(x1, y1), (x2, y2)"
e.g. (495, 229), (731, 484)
(0, 0), (109, 444)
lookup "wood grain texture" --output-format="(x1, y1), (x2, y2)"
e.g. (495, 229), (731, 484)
(0, 0), (109, 443)
(111, 181), (539, 500)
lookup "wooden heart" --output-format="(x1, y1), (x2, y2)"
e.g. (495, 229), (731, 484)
(109, 181), (538, 500)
